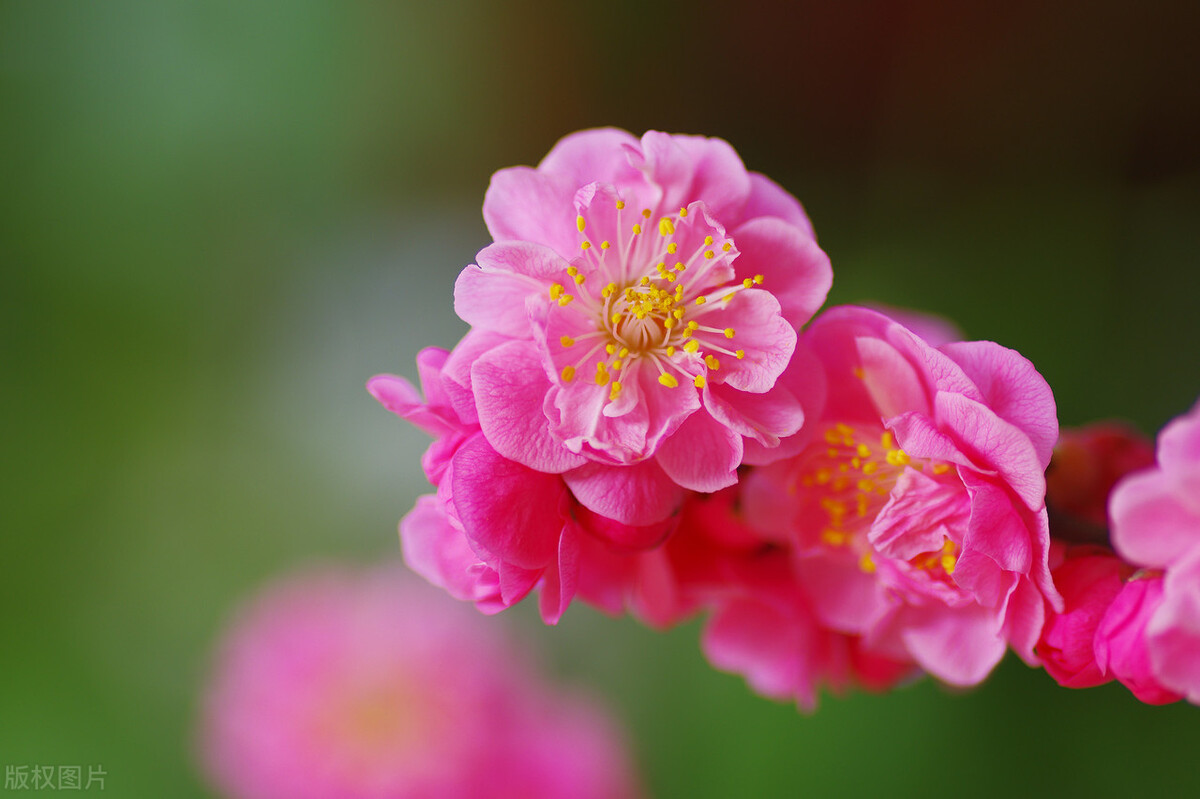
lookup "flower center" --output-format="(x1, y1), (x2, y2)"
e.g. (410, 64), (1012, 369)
(548, 196), (762, 401)
(799, 423), (958, 576)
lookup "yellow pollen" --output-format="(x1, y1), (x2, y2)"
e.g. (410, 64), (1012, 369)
(549, 283), (563, 300)
(600, 241), (611, 250)
(824, 429), (841, 444)
(612, 359), (622, 368)
(561, 365), (575, 382)
(576, 215), (586, 232)
(558, 294), (574, 306)
(941, 555), (957, 574)
(862, 461), (879, 475)
(663, 318), (675, 329)
(881, 431), (895, 449)
(705, 354), (721, 370)
(815, 468), (832, 484)
(659, 373), (679, 388)
(679, 206), (688, 217)
(695, 296), (706, 305)
(605, 344), (616, 355)
(857, 479), (876, 493)
(823, 530), (847, 545)
(860, 551), (876, 573)
(672, 309), (685, 319)
(581, 241), (591, 250)
(574, 274), (586, 285)
(566, 266), (578, 276)
(722, 242), (732, 252)
(694, 374), (706, 388)
(659, 218), (675, 236)
(609, 381), (622, 400)
(611, 312), (622, 324)
(724, 327), (735, 338)
(857, 444), (871, 458)
(828, 448), (840, 458)
(687, 320), (699, 330)
(639, 276), (650, 286)
(885, 449), (911, 467)
(641, 208), (652, 218)
(735, 349), (745, 359)
(666, 346), (676, 356)
(704, 236), (714, 245)
(704, 250), (715, 259)
(595, 363), (610, 386)
(754, 274), (764, 285)
(667, 242), (678, 254)
(674, 261), (686, 271)
(619, 347), (629, 357)
(615, 200), (625, 210)
(632, 224), (642, 234)
(684, 340), (700, 353)
(560, 335), (575, 347)
(722, 293), (734, 304)
(932, 463), (952, 475)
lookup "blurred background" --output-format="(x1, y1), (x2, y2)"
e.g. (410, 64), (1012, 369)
(3, 1), (1200, 796)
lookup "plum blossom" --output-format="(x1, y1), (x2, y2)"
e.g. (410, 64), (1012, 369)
(1107, 399), (1200, 704)
(741, 306), (1061, 686)
(453, 129), (832, 523)
(197, 565), (641, 799)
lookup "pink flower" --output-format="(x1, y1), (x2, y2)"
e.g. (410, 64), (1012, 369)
(197, 565), (642, 799)
(370, 348), (686, 626)
(1047, 423), (1155, 532)
(1108, 399), (1200, 704)
(453, 129), (832, 523)
(742, 306), (1061, 686)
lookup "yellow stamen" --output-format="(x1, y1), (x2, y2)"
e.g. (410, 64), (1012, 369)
(695, 296), (706, 305)
(724, 327), (735, 338)
(561, 365), (575, 382)
(576, 215), (586, 232)
(705, 354), (720, 370)
(659, 218), (675, 236)
(615, 200), (625, 210)
(560, 335), (575, 347)
(609, 381), (622, 400)
(694, 375), (706, 388)
(658, 373), (679, 388)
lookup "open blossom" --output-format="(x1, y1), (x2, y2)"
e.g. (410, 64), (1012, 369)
(742, 306), (1061, 686)
(1107, 399), (1200, 704)
(452, 128), (832, 524)
(198, 565), (641, 799)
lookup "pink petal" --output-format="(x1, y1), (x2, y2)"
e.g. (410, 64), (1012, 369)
(563, 459), (684, 527)
(940, 340), (1058, 468)
(455, 242), (571, 337)
(1096, 577), (1182, 704)
(1148, 547), (1200, 703)
(449, 433), (566, 570)
(537, 128), (645, 192)
(483, 167), (579, 256)
(741, 172), (815, 236)
(653, 132), (753, 221)
(698, 288), (796, 394)
(730, 217), (831, 330)
(471, 340), (587, 474)
(654, 410), (743, 493)
(538, 522), (582, 625)
(399, 494), (504, 610)
(703, 380), (805, 450)
(441, 329), (515, 426)
(367, 373), (455, 438)
(869, 468), (970, 561)
(894, 603), (1007, 686)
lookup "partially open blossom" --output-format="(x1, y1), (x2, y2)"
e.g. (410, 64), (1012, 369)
(1108, 399), (1200, 704)
(742, 306), (1061, 686)
(453, 129), (832, 523)
(198, 565), (641, 799)
(1037, 547), (1130, 689)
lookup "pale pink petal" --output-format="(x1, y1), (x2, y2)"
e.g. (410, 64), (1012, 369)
(563, 459), (684, 527)
(656, 132), (753, 221)
(455, 242), (571, 337)
(870, 467), (970, 561)
(1156, 399), (1200, 483)
(730, 217), (831, 329)
(367, 373), (456, 438)
(1110, 469), (1200, 569)
(537, 128), (645, 192)
(1095, 577), (1182, 704)
(654, 410), (743, 493)
(483, 167), (578, 256)
(697, 288), (796, 394)
(703, 380), (805, 450)
(449, 433), (566, 570)
(741, 172), (815, 236)
(894, 604), (1007, 686)
(441, 329), (515, 426)
(400, 494), (504, 611)
(941, 340), (1058, 468)
(471, 340), (588, 473)
(862, 304), (962, 347)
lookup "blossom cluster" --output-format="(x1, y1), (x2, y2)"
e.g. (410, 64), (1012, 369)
(371, 128), (1198, 709)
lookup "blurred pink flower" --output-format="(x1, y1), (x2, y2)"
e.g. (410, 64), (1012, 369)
(452, 128), (832, 523)
(742, 306), (1061, 686)
(1047, 423), (1156, 532)
(1108, 399), (1200, 704)
(198, 565), (641, 799)
(1037, 546), (1129, 689)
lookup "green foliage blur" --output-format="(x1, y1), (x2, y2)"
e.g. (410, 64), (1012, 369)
(3, 2), (1199, 796)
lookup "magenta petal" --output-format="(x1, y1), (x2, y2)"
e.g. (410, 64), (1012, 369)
(655, 410), (743, 493)
(537, 127), (645, 190)
(1148, 548), (1200, 703)
(400, 494), (503, 609)
(657, 132), (753, 221)
(895, 604), (1007, 686)
(575, 504), (677, 550)
(730, 217), (831, 330)
(449, 433), (566, 570)
(741, 172), (815, 236)
(538, 522), (582, 625)
(563, 460), (684, 527)
(1096, 578), (1182, 704)
(367, 373), (455, 438)
(455, 242), (570, 337)
(704, 381), (805, 450)
(941, 340), (1058, 468)
(483, 166), (578, 256)
(471, 340), (587, 474)
(441, 329), (515, 425)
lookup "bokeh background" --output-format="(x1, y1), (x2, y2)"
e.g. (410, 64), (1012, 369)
(4, 1), (1200, 796)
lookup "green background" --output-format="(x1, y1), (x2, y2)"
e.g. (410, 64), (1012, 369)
(3, 2), (1199, 796)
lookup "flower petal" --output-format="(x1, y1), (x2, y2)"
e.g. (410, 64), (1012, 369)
(654, 410), (743, 493)
(483, 166), (579, 256)
(563, 459), (684, 527)
(730, 217), (831, 330)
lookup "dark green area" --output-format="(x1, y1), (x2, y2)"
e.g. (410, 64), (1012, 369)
(3, 2), (1198, 797)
